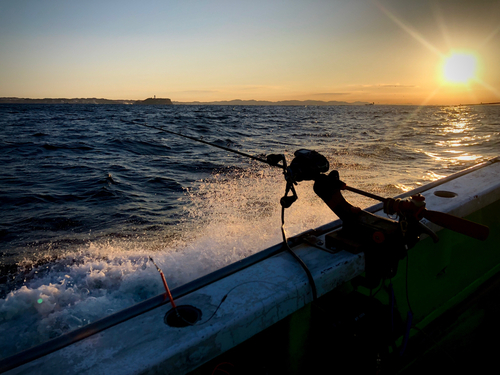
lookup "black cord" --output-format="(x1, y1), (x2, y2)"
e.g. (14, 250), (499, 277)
(405, 247), (413, 314)
(370, 278), (385, 298)
(281, 205), (318, 301)
(183, 280), (284, 326)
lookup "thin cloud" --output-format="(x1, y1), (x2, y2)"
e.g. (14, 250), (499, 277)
(351, 84), (417, 88)
(379, 84), (417, 88)
(176, 90), (219, 94)
(311, 92), (350, 96)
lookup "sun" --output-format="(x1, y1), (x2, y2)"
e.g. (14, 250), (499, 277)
(441, 52), (478, 84)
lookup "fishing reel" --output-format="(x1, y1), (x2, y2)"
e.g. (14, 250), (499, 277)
(287, 149), (330, 182)
(268, 149), (330, 208)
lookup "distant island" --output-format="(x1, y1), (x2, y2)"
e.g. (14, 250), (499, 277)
(133, 97), (173, 105)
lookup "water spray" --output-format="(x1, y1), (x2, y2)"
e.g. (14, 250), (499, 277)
(128, 121), (489, 300)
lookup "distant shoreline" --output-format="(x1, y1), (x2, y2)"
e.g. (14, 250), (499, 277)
(0, 97), (368, 106)
(1, 97), (498, 106)
(0, 97), (136, 105)
(0, 97), (172, 105)
(172, 99), (371, 106)
(460, 102), (500, 106)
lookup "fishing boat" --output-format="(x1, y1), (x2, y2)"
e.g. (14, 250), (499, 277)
(1, 155), (499, 375)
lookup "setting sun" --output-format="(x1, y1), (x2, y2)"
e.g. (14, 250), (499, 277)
(442, 53), (478, 84)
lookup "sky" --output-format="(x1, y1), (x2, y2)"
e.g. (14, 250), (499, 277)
(1, 0), (499, 105)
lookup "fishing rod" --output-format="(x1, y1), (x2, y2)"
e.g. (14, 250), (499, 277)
(120, 119), (283, 168)
(123, 119), (489, 298)
(122, 118), (489, 245)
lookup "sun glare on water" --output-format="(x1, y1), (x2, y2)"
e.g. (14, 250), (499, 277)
(442, 52), (478, 84)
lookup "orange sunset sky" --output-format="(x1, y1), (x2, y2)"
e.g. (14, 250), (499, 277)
(1, 0), (499, 105)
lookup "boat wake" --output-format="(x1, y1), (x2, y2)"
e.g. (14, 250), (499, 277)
(0, 167), (348, 360)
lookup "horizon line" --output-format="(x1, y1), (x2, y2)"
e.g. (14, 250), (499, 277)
(1, 96), (498, 106)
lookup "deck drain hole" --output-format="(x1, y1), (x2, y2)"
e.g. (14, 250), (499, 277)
(164, 305), (202, 327)
(434, 190), (457, 198)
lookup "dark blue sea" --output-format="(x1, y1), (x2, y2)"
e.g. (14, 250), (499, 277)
(1, 103), (499, 359)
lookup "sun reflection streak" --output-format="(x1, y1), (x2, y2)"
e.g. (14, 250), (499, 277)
(456, 154), (483, 162)
(393, 184), (413, 193)
(425, 171), (447, 181)
(423, 107), (487, 166)
(439, 122), (472, 134)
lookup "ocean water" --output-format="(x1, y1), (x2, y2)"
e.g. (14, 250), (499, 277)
(0, 103), (499, 359)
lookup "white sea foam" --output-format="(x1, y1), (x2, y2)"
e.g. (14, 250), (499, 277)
(1, 167), (364, 359)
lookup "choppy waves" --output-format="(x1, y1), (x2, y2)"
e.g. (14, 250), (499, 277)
(0, 103), (499, 359)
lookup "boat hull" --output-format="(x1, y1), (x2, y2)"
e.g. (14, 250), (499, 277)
(3, 158), (500, 375)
